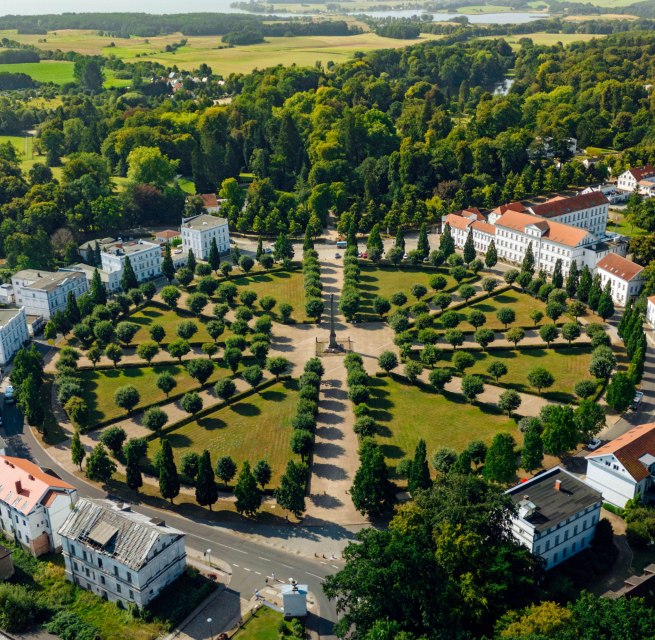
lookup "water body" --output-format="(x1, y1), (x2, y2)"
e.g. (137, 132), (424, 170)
(9, 1), (547, 24)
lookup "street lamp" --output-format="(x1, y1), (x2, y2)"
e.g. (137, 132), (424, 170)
(205, 548), (212, 567)
(207, 617), (213, 640)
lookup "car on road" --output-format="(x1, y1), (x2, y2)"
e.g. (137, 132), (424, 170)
(587, 438), (602, 451)
(264, 247), (273, 254)
(335, 252), (341, 259)
(4, 385), (14, 404)
(403, 253), (408, 260)
(632, 390), (644, 410)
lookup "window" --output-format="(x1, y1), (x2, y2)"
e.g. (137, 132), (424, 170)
(101, 575), (105, 585)
(98, 558), (103, 568)
(117, 583), (121, 594)
(114, 566), (118, 576)
(129, 590), (134, 600)
(127, 572), (132, 583)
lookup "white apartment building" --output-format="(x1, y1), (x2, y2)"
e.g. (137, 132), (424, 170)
(0, 308), (29, 365)
(61, 264), (121, 294)
(101, 240), (162, 285)
(506, 467), (602, 570)
(0, 284), (14, 305)
(181, 214), (230, 260)
(617, 165), (655, 193)
(529, 191), (609, 238)
(595, 253), (644, 306)
(0, 456), (78, 556)
(12, 270), (88, 320)
(586, 423), (655, 508)
(59, 498), (186, 607)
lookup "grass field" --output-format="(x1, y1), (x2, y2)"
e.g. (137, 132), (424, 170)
(436, 290), (551, 331)
(231, 270), (307, 322)
(79, 362), (233, 423)
(0, 60), (75, 83)
(479, 32), (604, 48)
(233, 607), (287, 640)
(439, 345), (594, 403)
(358, 264), (463, 320)
(368, 375), (518, 476)
(0, 29), (442, 75)
(147, 379), (299, 488)
(607, 214), (648, 238)
(130, 305), (215, 345)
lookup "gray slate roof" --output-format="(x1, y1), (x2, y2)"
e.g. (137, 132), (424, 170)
(59, 498), (184, 570)
(182, 213), (228, 231)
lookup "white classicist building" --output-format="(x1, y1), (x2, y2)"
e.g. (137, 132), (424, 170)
(100, 240), (162, 285)
(617, 165), (655, 194)
(59, 498), (186, 607)
(11, 270), (89, 319)
(60, 263), (122, 294)
(506, 467), (602, 570)
(595, 253), (644, 306)
(586, 423), (655, 508)
(0, 308), (29, 365)
(0, 456), (78, 556)
(181, 214), (230, 260)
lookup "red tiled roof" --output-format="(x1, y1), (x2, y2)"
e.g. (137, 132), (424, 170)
(201, 194), (219, 208)
(156, 230), (180, 239)
(589, 423), (655, 482)
(492, 202), (526, 216)
(529, 192), (608, 219)
(471, 220), (496, 235)
(496, 210), (589, 247)
(648, 295), (655, 305)
(628, 165), (655, 181)
(444, 214), (473, 231)
(596, 253), (644, 282)
(452, 207), (484, 221)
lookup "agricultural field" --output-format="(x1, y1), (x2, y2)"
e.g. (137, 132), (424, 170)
(147, 379), (300, 488)
(130, 305), (216, 345)
(0, 29), (442, 76)
(231, 270), (308, 322)
(0, 60), (75, 84)
(368, 375), (518, 477)
(79, 362), (233, 424)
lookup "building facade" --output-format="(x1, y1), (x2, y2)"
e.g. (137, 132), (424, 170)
(586, 423), (655, 508)
(0, 456), (78, 556)
(528, 192), (609, 238)
(59, 498), (186, 607)
(100, 240), (162, 285)
(0, 308), (29, 366)
(181, 214), (230, 260)
(506, 467), (602, 570)
(647, 296), (655, 328)
(617, 165), (655, 193)
(11, 270), (89, 320)
(595, 253), (644, 306)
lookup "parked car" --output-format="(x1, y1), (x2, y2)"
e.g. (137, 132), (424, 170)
(632, 390), (644, 411)
(361, 252), (368, 259)
(4, 385), (14, 404)
(335, 252), (341, 259)
(587, 438), (602, 451)
(264, 247), (273, 254)
(403, 253), (409, 260)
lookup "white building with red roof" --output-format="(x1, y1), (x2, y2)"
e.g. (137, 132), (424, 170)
(528, 191), (608, 237)
(596, 253), (644, 306)
(586, 423), (655, 507)
(617, 165), (655, 193)
(0, 456), (78, 556)
(647, 295), (655, 328)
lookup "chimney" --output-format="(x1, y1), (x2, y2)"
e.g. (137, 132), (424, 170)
(15, 480), (21, 493)
(554, 479), (562, 492)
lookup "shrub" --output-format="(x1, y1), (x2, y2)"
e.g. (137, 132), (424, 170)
(0, 582), (46, 632)
(353, 416), (377, 437)
(349, 384), (369, 405)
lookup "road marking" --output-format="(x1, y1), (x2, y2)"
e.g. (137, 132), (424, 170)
(306, 572), (325, 581)
(233, 563), (239, 568)
(258, 556), (270, 562)
(331, 564), (339, 569)
(281, 563), (293, 569)
(244, 567), (251, 572)
(255, 571), (261, 575)
(215, 542), (248, 555)
(320, 561), (327, 565)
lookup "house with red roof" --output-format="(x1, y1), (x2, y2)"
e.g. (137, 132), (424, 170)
(0, 456), (78, 556)
(596, 253), (644, 306)
(617, 165), (655, 193)
(586, 424), (655, 507)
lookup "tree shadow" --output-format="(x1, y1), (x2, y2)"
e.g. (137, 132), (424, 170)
(312, 463), (347, 480)
(230, 402), (261, 417)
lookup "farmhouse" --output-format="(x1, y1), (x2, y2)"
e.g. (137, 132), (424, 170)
(59, 498), (186, 607)
(506, 467), (602, 570)
(0, 456), (78, 556)
(586, 423), (655, 508)
(181, 213), (230, 260)
(595, 253), (644, 306)
(11, 269), (89, 320)
(0, 308), (29, 366)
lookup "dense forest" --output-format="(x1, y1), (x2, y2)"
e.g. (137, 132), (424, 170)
(1, 29), (655, 271)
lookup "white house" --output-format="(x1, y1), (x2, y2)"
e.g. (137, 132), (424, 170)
(506, 467), (602, 570)
(647, 296), (655, 328)
(617, 165), (655, 193)
(181, 214), (230, 260)
(595, 253), (644, 306)
(12, 270), (89, 320)
(60, 264), (121, 294)
(100, 240), (162, 285)
(59, 498), (186, 607)
(0, 284), (14, 305)
(0, 308), (29, 365)
(78, 237), (115, 263)
(0, 456), (78, 556)
(586, 423), (655, 508)
(528, 191), (609, 238)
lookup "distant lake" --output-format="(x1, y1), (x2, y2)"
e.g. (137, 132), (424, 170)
(9, 1), (548, 24)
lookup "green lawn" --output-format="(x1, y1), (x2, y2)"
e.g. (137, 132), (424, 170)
(0, 60), (75, 83)
(441, 345), (595, 403)
(438, 290), (551, 331)
(358, 264), (465, 320)
(233, 606), (287, 640)
(79, 362), (233, 423)
(368, 375), (518, 477)
(606, 214), (648, 238)
(147, 380), (300, 488)
(130, 305), (215, 345)
(2, 534), (211, 640)
(231, 270), (308, 322)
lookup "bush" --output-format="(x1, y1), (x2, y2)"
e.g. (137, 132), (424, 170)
(349, 384), (369, 405)
(353, 416), (377, 437)
(292, 412), (316, 431)
(0, 582), (46, 632)
(46, 611), (99, 640)
(299, 384), (319, 402)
